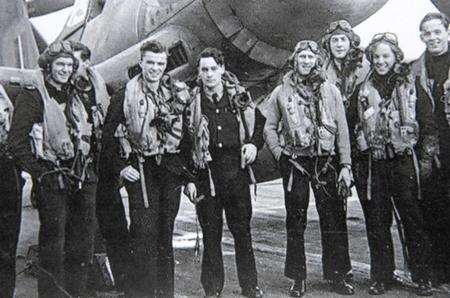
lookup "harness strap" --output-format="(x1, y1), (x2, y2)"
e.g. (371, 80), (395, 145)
(287, 167), (294, 192)
(287, 156), (337, 197)
(367, 153), (372, 201)
(137, 155), (150, 208)
(248, 165), (257, 201)
(434, 155), (441, 169)
(207, 165), (216, 197)
(411, 148), (422, 201)
(194, 210), (202, 263)
(287, 158), (309, 193)
(38, 166), (83, 190)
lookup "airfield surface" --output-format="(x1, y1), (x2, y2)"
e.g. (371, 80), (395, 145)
(14, 180), (450, 297)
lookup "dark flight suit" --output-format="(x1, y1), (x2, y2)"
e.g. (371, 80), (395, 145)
(9, 82), (97, 298)
(195, 90), (266, 295)
(0, 152), (22, 298)
(103, 80), (193, 298)
(124, 155), (185, 297)
(278, 155), (352, 282)
(96, 89), (132, 292)
(354, 154), (431, 283)
(413, 50), (450, 284)
(0, 86), (22, 298)
(349, 74), (433, 284)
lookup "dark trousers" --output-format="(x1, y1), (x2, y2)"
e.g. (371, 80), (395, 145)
(124, 157), (182, 298)
(96, 174), (132, 292)
(420, 160), (450, 284)
(196, 163), (258, 295)
(0, 158), (22, 298)
(354, 154), (431, 283)
(36, 178), (97, 298)
(279, 155), (352, 281)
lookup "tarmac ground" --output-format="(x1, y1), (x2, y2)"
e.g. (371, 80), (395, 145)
(13, 179), (450, 297)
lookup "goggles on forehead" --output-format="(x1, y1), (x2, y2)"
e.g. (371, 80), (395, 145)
(47, 41), (73, 56)
(327, 20), (352, 34)
(294, 40), (320, 54)
(371, 32), (398, 45)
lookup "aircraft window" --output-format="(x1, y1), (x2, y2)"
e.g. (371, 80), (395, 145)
(167, 42), (188, 71)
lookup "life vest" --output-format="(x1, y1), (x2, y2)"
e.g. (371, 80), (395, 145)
(29, 72), (78, 164)
(116, 74), (190, 159)
(73, 67), (110, 137)
(356, 75), (418, 159)
(324, 57), (370, 107)
(0, 84), (13, 146)
(275, 71), (338, 156)
(412, 53), (435, 112)
(188, 72), (256, 169)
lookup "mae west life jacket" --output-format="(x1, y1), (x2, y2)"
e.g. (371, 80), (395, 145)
(356, 75), (418, 159)
(188, 71), (256, 170)
(115, 74), (191, 159)
(324, 57), (370, 107)
(30, 68), (110, 166)
(29, 72), (75, 164)
(73, 67), (111, 142)
(275, 71), (339, 156)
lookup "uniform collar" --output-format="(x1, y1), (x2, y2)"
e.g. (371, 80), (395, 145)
(201, 86), (230, 110)
(45, 80), (72, 104)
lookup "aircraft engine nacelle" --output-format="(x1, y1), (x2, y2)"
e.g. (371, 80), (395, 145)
(431, 0), (450, 17)
(227, 0), (390, 50)
(94, 25), (203, 92)
(203, 0), (389, 69)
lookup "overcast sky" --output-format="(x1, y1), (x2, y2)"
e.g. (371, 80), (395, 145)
(30, 0), (439, 61)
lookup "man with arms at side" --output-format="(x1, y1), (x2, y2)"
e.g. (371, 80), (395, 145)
(264, 40), (354, 297)
(102, 40), (194, 297)
(412, 12), (450, 289)
(187, 47), (265, 298)
(0, 84), (22, 298)
(9, 41), (100, 297)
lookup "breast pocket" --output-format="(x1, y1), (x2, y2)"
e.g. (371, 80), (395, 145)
(318, 124), (336, 153)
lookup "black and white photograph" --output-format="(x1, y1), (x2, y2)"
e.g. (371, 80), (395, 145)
(1, 0), (450, 297)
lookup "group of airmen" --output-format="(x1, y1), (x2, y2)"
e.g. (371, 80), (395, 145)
(0, 10), (450, 298)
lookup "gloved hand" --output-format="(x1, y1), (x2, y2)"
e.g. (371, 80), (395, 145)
(337, 179), (352, 198)
(337, 166), (353, 198)
(419, 158), (433, 181)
